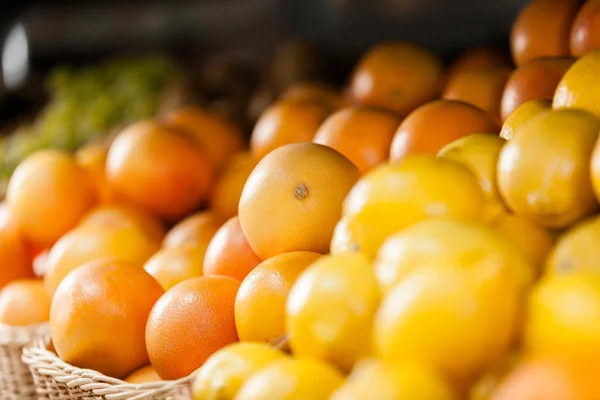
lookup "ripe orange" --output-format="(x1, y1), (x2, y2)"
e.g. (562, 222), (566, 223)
(239, 143), (360, 259)
(446, 47), (512, 83)
(162, 210), (224, 249)
(125, 365), (161, 383)
(6, 150), (96, 246)
(0, 230), (34, 290)
(75, 141), (116, 204)
(442, 66), (512, 120)
(511, 0), (580, 65)
(209, 151), (257, 219)
(50, 259), (164, 378)
(348, 42), (443, 115)
(165, 106), (244, 171)
(553, 49), (600, 118)
(499, 99), (551, 140)
(146, 276), (240, 380)
(280, 82), (347, 111)
(0, 201), (19, 238)
(570, 0), (600, 57)
(106, 120), (213, 221)
(500, 57), (574, 121)
(0, 279), (50, 326)
(235, 251), (322, 343)
(313, 106), (401, 173)
(144, 246), (206, 290)
(249, 100), (332, 161)
(203, 216), (262, 282)
(389, 100), (500, 162)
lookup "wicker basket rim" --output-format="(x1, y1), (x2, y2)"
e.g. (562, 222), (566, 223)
(0, 322), (49, 346)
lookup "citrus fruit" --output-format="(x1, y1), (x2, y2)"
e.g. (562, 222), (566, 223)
(280, 82), (346, 111)
(203, 216), (262, 282)
(586, 123), (600, 199)
(470, 350), (522, 400)
(146, 276), (240, 380)
(235, 358), (344, 400)
(75, 141), (116, 204)
(330, 359), (457, 400)
(374, 265), (520, 383)
(144, 246), (206, 290)
(499, 99), (551, 140)
(348, 42), (443, 115)
(6, 149), (96, 246)
(106, 120), (213, 221)
(570, 0), (600, 57)
(553, 49), (600, 118)
(0, 279), (50, 326)
(0, 201), (19, 238)
(235, 251), (322, 343)
(546, 215), (600, 275)
(165, 106), (244, 171)
(286, 253), (379, 371)
(125, 365), (161, 384)
(343, 155), (485, 259)
(330, 217), (359, 254)
(389, 100), (500, 161)
(446, 47), (512, 83)
(0, 230), (33, 290)
(239, 143), (360, 259)
(192, 342), (287, 400)
(49, 259), (164, 378)
(313, 106), (401, 173)
(497, 109), (600, 229)
(162, 210), (224, 249)
(209, 151), (256, 219)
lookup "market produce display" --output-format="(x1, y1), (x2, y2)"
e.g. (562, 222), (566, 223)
(2, 0), (600, 399)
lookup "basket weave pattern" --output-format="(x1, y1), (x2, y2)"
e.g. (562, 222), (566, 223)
(22, 335), (194, 400)
(0, 323), (49, 399)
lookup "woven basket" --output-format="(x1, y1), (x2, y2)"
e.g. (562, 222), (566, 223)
(0, 322), (49, 399)
(22, 334), (194, 400)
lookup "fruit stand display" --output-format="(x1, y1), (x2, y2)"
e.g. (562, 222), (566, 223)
(1, 0), (600, 399)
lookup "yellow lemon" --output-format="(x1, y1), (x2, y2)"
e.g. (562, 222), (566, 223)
(553, 49), (600, 118)
(546, 215), (600, 275)
(330, 217), (359, 254)
(499, 99), (551, 140)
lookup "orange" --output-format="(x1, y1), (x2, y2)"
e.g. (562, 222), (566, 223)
(162, 210), (224, 249)
(442, 66), (512, 120)
(511, 0), (580, 65)
(389, 100), (500, 162)
(144, 246), (206, 290)
(499, 99), (551, 140)
(0, 230), (34, 290)
(146, 276), (240, 380)
(209, 151), (256, 219)
(239, 143), (360, 259)
(249, 100), (332, 161)
(570, 0), (600, 57)
(280, 82), (347, 111)
(0, 201), (19, 237)
(446, 47), (512, 83)
(491, 356), (600, 400)
(203, 216), (262, 282)
(78, 204), (166, 243)
(235, 251), (322, 343)
(554, 49), (600, 118)
(6, 150), (96, 246)
(50, 259), (164, 378)
(313, 106), (401, 173)
(44, 225), (159, 296)
(75, 141), (116, 204)
(33, 249), (49, 278)
(0, 279), (50, 326)
(125, 365), (161, 384)
(106, 120), (213, 221)
(165, 106), (244, 171)
(500, 57), (574, 121)
(348, 42), (443, 115)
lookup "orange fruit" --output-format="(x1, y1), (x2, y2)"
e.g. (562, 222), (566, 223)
(125, 365), (161, 384)
(389, 100), (499, 162)
(50, 259), (164, 378)
(146, 276), (240, 380)
(442, 66), (513, 120)
(499, 99), (551, 140)
(348, 42), (443, 115)
(106, 120), (213, 221)
(144, 246), (206, 290)
(78, 204), (166, 243)
(162, 210), (224, 249)
(33, 249), (49, 278)
(313, 106), (401, 173)
(209, 151), (256, 219)
(0, 230), (34, 290)
(249, 100), (332, 161)
(0, 201), (19, 237)
(491, 356), (600, 400)
(570, 0), (600, 57)
(280, 82), (347, 111)
(235, 251), (322, 343)
(0, 279), (50, 326)
(553, 49), (600, 118)
(203, 216), (262, 282)
(511, 0), (580, 65)
(239, 143), (360, 259)
(500, 57), (574, 121)
(44, 225), (159, 296)
(446, 47), (512, 83)
(6, 150), (96, 246)
(75, 141), (116, 204)
(165, 106), (244, 171)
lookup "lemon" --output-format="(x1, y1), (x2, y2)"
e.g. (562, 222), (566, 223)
(330, 217), (359, 254)
(499, 99), (551, 140)
(546, 215), (600, 275)
(553, 49), (600, 118)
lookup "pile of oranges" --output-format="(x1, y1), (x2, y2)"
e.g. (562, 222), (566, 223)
(1, 0), (600, 398)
